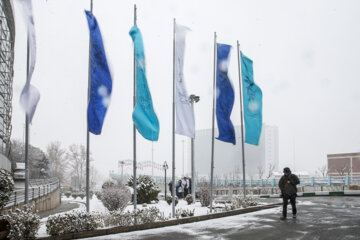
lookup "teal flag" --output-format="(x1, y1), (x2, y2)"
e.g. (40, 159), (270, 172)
(129, 25), (159, 141)
(241, 52), (262, 145)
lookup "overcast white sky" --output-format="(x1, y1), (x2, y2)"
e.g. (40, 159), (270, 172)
(11, 0), (360, 178)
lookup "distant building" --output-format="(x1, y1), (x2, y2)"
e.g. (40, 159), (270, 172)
(194, 124), (279, 179)
(0, 0), (15, 172)
(327, 152), (360, 176)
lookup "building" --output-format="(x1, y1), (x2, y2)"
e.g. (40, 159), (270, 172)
(0, 0), (15, 172)
(264, 125), (279, 173)
(194, 124), (279, 179)
(327, 152), (360, 176)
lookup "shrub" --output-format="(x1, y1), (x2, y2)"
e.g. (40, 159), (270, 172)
(198, 182), (211, 207)
(103, 211), (133, 227)
(127, 175), (160, 204)
(46, 211), (102, 236)
(94, 191), (102, 199)
(64, 192), (71, 198)
(100, 184), (131, 211)
(132, 207), (167, 224)
(185, 194), (193, 205)
(231, 196), (258, 209)
(166, 194), (178, 206)
(180, 209), (195, 218)
(0, 169), (14, 209)
(71, 192), (79, 199)
(5, 206), (40, 240)
(78, 192), (86, 199)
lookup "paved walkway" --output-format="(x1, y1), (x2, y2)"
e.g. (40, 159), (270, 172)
(84, 197), (360, 240)
(38, 200), (82, 218)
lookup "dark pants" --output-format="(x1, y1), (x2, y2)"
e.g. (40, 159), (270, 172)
(282, 196), (297, 217)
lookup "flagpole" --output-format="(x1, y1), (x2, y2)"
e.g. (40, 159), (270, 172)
(24, 36), (30, 208)
(237, 41), (246, 198)
(133, 4), (138, 210)
(86, 0), (93, 213)
(171, 18), (176, 218)
(209, 32), (217, 213)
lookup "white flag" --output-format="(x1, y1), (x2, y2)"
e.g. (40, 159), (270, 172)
(175, 24), (195, 138)
(18, 0), (40, 123)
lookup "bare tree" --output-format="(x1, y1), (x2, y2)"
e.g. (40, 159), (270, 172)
(10, 139), (48, 178)
(46, 142), (67, 183)
(335, 163), (352, 176)
(266, 163), (276, 179)
(317, 164), (328, 177)
(90, 166), (101, 190)
(257, 165), (264, 179)
(67, 144), (88, 190)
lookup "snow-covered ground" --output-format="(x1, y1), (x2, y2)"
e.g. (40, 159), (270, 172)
(37, 195), (219, 238)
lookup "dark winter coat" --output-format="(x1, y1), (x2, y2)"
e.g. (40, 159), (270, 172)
(278, 174), (300, 198)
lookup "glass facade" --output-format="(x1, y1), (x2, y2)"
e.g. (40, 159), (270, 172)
(0, 0), (14, 156)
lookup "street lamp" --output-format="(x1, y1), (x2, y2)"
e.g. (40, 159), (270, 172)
(189, 94), (200, 203)
(163, 161), (168, 198)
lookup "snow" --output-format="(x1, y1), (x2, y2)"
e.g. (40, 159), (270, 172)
(37, 195), (265, 238)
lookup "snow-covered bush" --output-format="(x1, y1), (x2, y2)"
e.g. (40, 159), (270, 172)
(180, 209), (195, 217)
(46, 211), (102, 236)
(166, 194), (178, 206)
(5, 206), (40, 240)
(0, 169), (14, 209)
(185, 194), (193, 205)
(71, 192), (79, 199)
(64, 192), (71, 198)
(127, 175), (160, 204)
(78, 192), (85, 199)
(198, 182), (211, 207)
(103, 210), (133, 227)
(231, 196), (258, 209)
(132, 207), (167, 224)
(100, 184), (131, 211)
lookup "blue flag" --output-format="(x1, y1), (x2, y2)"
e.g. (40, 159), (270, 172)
(129, 25), (159, 141)
(85, 11), (112, 135)
(216, 43), (236, 145)
(241, 52), (263, 145)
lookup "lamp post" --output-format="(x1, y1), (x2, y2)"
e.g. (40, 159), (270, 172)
(119, 161), (125, 183)
(163, 161), (168, 198)
(189, 94), (200, 203)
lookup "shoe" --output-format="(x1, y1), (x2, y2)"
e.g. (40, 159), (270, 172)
(280, 216), (286, 220)
(293, 214), (296, 219)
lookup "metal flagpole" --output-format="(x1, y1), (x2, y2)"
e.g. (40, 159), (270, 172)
(86, 0), (93, 213)
(209, 32), (217, 213)
(190, 94), (200, 204)
(24, 36), (30, 208)
(236, 41), (246, 198)
(133, 4), (138, 209)
(171, 18), (176, 218)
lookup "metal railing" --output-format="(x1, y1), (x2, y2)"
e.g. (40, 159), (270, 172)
(4, 178), (59, 209)
(151, 175), (360, 188)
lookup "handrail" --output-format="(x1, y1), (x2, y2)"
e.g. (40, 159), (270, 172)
(4, 178), (59, 209)
(150, 175), (360, 188)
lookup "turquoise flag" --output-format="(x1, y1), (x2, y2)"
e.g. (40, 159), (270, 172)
(129, 25), (159, 141)
(241, 52), (262, 145)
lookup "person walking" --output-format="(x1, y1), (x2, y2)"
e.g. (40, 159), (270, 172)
(278, 167), (300, 220)
(168, 180), (173, 196)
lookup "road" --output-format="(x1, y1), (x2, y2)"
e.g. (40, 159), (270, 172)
(84, 197), (360, 240)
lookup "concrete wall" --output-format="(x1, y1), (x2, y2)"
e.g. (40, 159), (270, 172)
(0, 188), (61, 215)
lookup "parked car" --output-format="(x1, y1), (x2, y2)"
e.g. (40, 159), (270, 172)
(13, 162), (25, 180)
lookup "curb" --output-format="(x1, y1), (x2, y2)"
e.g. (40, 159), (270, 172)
(259, 190), (360, 198)
(37, 203), (282, 240)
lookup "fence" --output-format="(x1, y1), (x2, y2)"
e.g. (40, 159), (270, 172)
(4, 177), (59, 209)
(151, 175), (360, 188)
